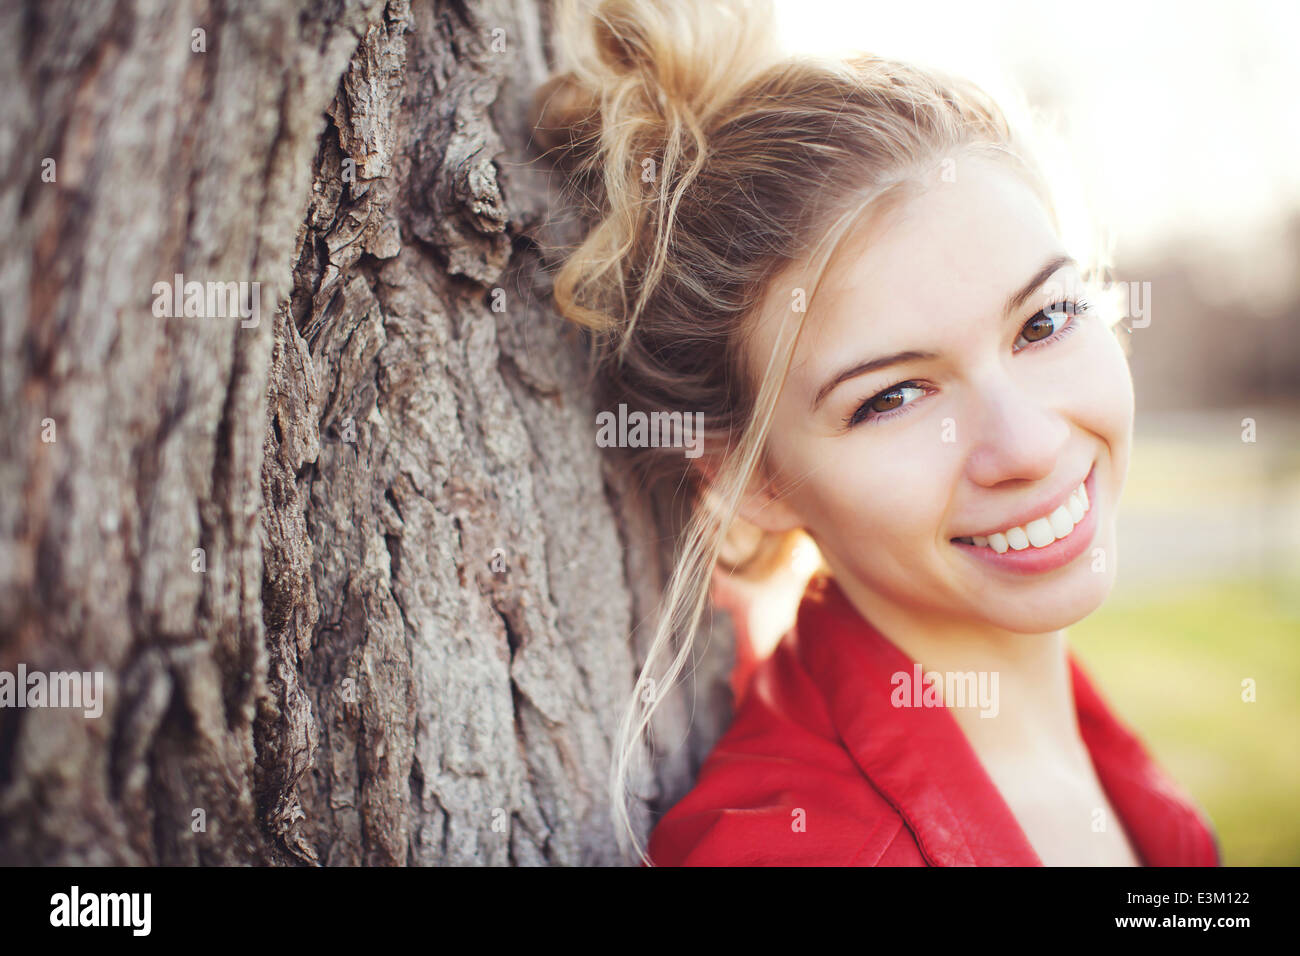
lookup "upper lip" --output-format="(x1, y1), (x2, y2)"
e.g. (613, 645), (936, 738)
(953, 463), (1093, 539)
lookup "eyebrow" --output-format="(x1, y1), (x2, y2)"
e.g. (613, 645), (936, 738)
(810, 253), (1076, 411)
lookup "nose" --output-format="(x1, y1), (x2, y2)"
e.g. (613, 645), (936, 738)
(962, 374), (1071, 489)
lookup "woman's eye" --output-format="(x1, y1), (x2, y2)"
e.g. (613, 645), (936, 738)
(846, 382), (926, 427)
(844, 299), (1088, 429)
(1013, 300), (1086, 350)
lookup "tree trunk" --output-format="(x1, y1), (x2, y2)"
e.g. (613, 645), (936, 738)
(0, 0), (733, 866)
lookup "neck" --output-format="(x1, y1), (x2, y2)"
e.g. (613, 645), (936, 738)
(828, 570), (1090, 768)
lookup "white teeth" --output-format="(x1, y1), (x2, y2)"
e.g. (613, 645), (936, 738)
(1025, 517), (1055, 548)
(960, 479), (1091, 553)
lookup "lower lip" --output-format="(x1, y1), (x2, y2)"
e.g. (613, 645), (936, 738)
(950, 465), (1099, 575)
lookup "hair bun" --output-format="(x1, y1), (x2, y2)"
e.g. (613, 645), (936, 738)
(531, 69), (602, 169)
(531, 0), (782, 173)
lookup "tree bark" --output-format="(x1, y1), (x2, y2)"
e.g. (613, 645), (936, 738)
(0, 0), (733, 865)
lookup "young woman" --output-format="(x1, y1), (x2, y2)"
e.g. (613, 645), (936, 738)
(532, 0), (1221, 866)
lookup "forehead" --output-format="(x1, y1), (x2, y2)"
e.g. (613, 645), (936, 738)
(750, 158), (1062, 386)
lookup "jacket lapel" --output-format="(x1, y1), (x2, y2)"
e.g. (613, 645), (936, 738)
(794, 574), (1043, 866)
(1070, 656), (1222, 866)
(790, 573), (1219, 867)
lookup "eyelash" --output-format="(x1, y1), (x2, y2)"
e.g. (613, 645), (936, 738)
(842, 298), (1090, 429)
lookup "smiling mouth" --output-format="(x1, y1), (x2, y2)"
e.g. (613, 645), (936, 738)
(950, 469), (1093, 554)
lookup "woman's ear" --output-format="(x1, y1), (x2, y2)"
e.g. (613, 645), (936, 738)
(690, 452), (804, 535)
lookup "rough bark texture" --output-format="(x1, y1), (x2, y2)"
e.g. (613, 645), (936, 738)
(0, 0), (733, 865)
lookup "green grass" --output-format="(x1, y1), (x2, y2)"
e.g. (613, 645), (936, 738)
(1069, 576), (1300, 866)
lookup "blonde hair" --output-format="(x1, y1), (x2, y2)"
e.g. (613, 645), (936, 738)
(532, 0), (1097, 865)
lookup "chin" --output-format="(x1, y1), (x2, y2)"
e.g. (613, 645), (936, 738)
(990, 589), (1110, 634)
(980, 541), (1119, 634)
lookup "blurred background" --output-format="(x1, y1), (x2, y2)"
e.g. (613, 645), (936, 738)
(759, 0), (1300, 865)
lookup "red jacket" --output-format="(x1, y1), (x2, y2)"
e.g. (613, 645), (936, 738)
(647, 573), (1221, 866)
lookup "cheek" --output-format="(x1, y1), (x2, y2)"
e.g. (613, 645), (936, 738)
(1072, 325), (1136, 447)
(774, 426), (951, 556)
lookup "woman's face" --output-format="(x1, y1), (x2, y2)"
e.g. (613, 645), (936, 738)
(744, 156), (1135, 639)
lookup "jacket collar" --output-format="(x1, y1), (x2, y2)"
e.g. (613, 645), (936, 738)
(790, 573), (1219, 866)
